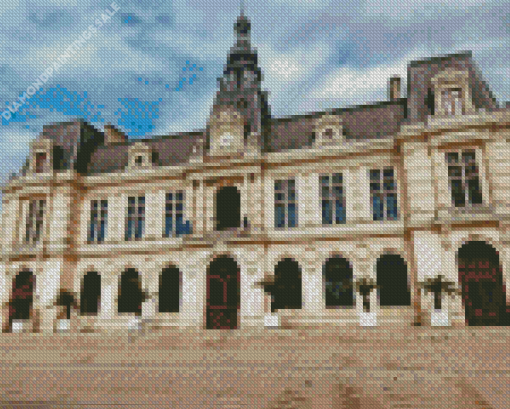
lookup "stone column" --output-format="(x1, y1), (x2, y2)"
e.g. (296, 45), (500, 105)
(193, 180), (204, 235)
(240, 248), (265, 328)
(142, 267), (158, 321)
(182, 263), (201, 328)
(112, 193), (127, 244)
(308, 172), (320, 227)
(0, 266), (9, 332)
(1, 195), (18, 254)
(18, 200), (29, 243)
(100, 277), (116, 330)
(251, 174), (263, 232)
(264, 177), (273, 232)
(350, 166), (371, 223)
(432, 149), (450, 214)
(144, 190), (159, 240)
(302, 266), (322, 326)
(296, 174), (306, 229)
(443, 247), (465, 327)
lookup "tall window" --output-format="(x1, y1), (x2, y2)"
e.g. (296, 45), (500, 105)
(80, 271), (101, 315)
(88, 200), (108, 243)
(442, 88), (463, 116)
(25, 200), (45, 244)
(446, 151), (483, 207)
(35, 152), (46, 173)
(370, 168), (398, 221)
(125, 196), (145, 241)
(164, 192), (184, 237)
(275, 179), (297, 228)
(320, 173), (346, 225)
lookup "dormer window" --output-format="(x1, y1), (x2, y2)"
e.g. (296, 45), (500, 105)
(431, 69), (473, 117)
(322, 128), (334, 141)
(442, 88), (463, 116)
(35, 152), (47, 173)
(313, 114), (343, 148)
(128, 142), (153, 170)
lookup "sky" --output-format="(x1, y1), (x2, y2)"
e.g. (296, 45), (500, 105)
(0, 0), (508, 204)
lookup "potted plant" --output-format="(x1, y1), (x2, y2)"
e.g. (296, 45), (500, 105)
(354, 278), (379, 326)
(255, 273), (279, 328)
(54, 289), (79, 332)
(419, 275), (459, 326)
(116, 286), (149, 332)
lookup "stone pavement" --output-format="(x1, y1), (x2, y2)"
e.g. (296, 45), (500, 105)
(0, 326), (508, 408)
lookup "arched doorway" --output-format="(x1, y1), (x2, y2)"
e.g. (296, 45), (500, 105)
(215, 186), (241, 231)
(118, 269), (143, 315)
(323, 257), (354, 308)
(272, 258), (302, 312)
(458, 241), (508, 326)
(206, 256), (240, 329)
(376, 254), (411, 306)
(80, 271), (101, 315)
(159, 266), (180, 313)
(9, 270), (36, 327)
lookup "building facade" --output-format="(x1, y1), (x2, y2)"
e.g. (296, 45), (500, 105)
(1, 13), (509, 334)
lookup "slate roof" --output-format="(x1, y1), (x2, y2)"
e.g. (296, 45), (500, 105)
(16, 51), (504, 178)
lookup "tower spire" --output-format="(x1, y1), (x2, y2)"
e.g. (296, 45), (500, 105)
(240, 0), (244, 15)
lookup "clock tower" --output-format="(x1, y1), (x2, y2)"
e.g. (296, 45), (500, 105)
(207, 10), (271, 157)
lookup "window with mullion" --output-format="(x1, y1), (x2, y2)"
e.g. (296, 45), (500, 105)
(88, 200), (108, 243)
(274, 179), (298, 228)
(164, 192), (184, 237)
(321, 173), (346, 225)
(25, 199), (45, 244)
(370, 168), (398, 221)
(125, 196), (145, 241)
(446, 151), (482, 207)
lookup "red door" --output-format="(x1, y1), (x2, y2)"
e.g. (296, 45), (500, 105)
(458, 258), (506, 326)
(206, 258), (240, 329)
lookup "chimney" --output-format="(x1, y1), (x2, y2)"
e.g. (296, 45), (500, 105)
(104, 123), (126, 144)
(389, 76), (401, 101)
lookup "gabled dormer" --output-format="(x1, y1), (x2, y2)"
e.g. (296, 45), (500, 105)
(431, 68), (475, 117)
(313, 114), (343, 148)
(128, 142), (154, 170)
(29, 137), (54, 175)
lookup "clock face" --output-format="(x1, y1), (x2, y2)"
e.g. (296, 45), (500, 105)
(220, 133), (234, 147)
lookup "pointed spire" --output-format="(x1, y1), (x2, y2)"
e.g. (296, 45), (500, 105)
(235, 2), (250, 46)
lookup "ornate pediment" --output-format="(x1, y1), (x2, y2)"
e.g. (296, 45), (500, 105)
(431, 69), (475, 116)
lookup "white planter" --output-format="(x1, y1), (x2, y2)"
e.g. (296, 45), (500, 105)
(128, 318), (142, 331)
(359, 312), (377, 326)
(431, 310), (450, 326)
(56, 319), (70, 332)
(264, 313), (279, 328)
(12, 320), (26, 333)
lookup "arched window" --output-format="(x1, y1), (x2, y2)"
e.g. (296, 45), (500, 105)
(10, 270), (35, 321)
(159, 266), (180, 313)
(323, 257), (354, 308)
(376, 254), (410, 306)
(272, 258), (302, 311)
(118, 269), (143, 315)
(80, 271), (101, 315)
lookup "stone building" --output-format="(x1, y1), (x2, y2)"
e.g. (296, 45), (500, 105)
(1, 12), (509, 334)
